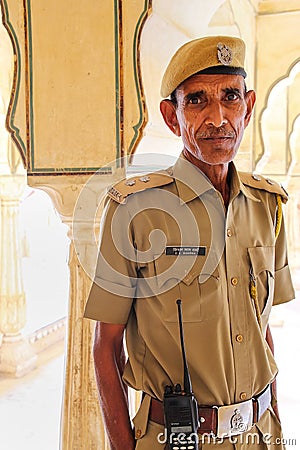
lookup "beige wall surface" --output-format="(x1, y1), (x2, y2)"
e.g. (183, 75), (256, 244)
(2, 0), (151, 175)
(30, 0), (117, 170)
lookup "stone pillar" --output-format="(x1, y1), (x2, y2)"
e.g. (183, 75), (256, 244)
(0, 155), (37, 376)
(0, 11), (37, 376)
(31, 174), (123, 449)
(62, 240), (109, 450)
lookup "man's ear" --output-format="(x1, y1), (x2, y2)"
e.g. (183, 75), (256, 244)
(160, 100), (181, 136)
(244, 90), (256, 127)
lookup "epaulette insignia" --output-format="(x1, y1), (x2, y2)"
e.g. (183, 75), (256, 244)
(107, 171), (174, 204)
(239, 172), (289, 203)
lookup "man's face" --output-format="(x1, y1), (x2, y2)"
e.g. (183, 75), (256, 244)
(160, 73), (256, 166)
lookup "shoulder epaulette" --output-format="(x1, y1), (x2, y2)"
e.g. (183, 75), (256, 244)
(107, 170), (174, 204)
(239, 172), (289, 203)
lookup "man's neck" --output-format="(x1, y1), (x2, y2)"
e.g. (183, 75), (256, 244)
(182, 148), (230, 207)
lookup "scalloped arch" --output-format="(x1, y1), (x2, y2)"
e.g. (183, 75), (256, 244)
(256, 59), (300, 175)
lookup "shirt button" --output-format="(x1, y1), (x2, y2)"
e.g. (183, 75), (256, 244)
(227, 229), (233, 237)
(135, 429), (142, 439)
(240, 392), (247, 401)
(236, 334), (244, 343)
(231, 277), (238, 286)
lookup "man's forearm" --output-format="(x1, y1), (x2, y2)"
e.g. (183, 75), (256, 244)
(93, 322), (135, 450)
(96, 363), (135, 449)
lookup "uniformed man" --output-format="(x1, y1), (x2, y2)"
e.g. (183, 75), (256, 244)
(84, 36), (295, 449)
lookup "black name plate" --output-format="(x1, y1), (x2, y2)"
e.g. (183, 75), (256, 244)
(165, 246), (206, 256)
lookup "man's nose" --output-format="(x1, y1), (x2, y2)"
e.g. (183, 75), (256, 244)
(204, 102), (228, 128)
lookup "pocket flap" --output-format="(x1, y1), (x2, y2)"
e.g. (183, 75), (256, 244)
(247, 246), (275, 276)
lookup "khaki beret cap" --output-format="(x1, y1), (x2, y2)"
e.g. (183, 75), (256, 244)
(161, 35), (246, 98)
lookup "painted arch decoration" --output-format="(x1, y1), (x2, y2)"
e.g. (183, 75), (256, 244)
(0, 0), (151, 175)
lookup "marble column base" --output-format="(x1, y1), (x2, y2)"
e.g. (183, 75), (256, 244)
(0, 334), (37, 377)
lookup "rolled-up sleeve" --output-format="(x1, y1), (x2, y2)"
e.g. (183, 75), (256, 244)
(84, 199), (137, 324)
(273, 214), (295, 305)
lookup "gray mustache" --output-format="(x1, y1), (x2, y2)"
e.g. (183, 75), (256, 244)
(196, 127), (235, 139)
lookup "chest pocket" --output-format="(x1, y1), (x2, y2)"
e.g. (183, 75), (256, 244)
(247, 246), (275, 334)
(153, 248), (224, 323)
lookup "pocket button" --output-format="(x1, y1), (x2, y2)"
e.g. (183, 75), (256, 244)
(240, 392), (247, 401)
(236, 334), (244, 343)
(231, 277), (238, 286)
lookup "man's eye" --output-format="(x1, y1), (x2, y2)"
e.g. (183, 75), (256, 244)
(226, 93), (239, 101)
(189, 97), (200, 104)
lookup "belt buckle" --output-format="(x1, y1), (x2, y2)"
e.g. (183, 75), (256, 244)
(216, 399), (253, 438)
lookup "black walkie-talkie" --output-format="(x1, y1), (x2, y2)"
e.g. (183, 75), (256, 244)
(163, 299), (199, 449)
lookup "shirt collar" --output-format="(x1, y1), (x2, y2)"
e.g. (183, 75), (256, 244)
(229, 162), (260, 202)
(171, 152), (260, 204)
(172, 153), (213, 203)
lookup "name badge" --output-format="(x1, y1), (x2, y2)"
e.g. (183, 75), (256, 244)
(165, 246), (206, 256)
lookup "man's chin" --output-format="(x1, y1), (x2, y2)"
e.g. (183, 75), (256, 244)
(183, 147), (237, 165)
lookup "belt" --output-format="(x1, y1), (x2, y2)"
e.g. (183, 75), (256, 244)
(149, 384), (271, 438)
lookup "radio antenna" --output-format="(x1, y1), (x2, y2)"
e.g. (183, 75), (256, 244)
(176, 299), (193, 394)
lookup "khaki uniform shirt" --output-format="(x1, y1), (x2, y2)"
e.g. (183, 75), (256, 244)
(84, 155), (295, 407)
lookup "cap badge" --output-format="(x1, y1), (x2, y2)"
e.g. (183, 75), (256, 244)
(217, 43), (233, 66)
